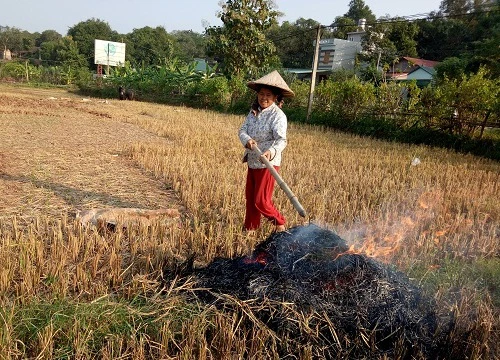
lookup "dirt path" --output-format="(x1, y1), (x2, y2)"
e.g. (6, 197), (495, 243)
(0, 85), (180, 224)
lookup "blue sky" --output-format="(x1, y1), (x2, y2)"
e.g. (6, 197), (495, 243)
(2, 0), (443, 35)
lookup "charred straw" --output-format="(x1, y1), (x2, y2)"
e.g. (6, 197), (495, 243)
(163, 224), (457, 358)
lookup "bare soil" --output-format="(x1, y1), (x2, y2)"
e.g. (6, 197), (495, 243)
(0, 85), (181, 225)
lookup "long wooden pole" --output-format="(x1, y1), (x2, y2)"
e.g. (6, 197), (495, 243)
(253, 146), (307, 218)
(307, 25), (322, 122)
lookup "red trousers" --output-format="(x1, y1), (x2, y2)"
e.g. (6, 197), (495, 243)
(244, 167), (286, 230)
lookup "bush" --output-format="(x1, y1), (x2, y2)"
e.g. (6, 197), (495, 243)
(314, 77), (375, 124)
(0, 61), (92, 86)
(287, 80), (310, 109)
(70, 63), (500, 160)
(191, 76), (231, 111)
(227, 75), (255, 113)
(0, 61), (28, 81)
(416, 68), (500, 137)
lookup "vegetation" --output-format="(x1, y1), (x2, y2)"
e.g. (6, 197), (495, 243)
(416, 1), (500, 77)
(0, 86), (498, 358)
(125, 26), (175, 67)
(205, 0), (281, 78)
(1, 1), (499, 354)
(2, 1), (498, 153)
(0, 0), (498, 357)
(344, 0), (376, 23)
(361, 16), (419, 67)
(1, 0), (498, 78)
(74, 64), (499, 160)
(266, 18), (325, 69)
(67, 18), (120, 68)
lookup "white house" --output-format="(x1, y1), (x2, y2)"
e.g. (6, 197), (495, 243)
(315, 38), (362, 71)
(285, 19), (367, 80)
(346, 18), (367, 43)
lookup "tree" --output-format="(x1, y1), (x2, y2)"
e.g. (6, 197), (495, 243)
(416, 17), (471, 61)
(40, 36), (87, 68)
(266, 18), (322, 69)
(67, 18), (119, 68)
(467, 2), (500, 77)
(344, 0), (376, 24)
(439, 0), (472, 15)
(360, 22), (398, 70)
(36, 30), (62, 47)
(437, 0), (491, 15)
(434, 57), (468, 82)
(360, 16), (418, 70)
(0, 26), (27, 53)
(125, 26), (175, 66)
(206, 0), (281, 78)
(170, 30), (207, 63)
(330, 16), (358, 39)
(417, 2), (499, 77)
(38, 36), (89, 84)
(385, 18), (418, 58)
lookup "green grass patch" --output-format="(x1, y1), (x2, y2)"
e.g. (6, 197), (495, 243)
(409, 257), (500, 307)
(1, 295), (202, 358)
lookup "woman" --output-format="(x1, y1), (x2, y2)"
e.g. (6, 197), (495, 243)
(250, 93), (284, 115)
(238, 71), (295, 233)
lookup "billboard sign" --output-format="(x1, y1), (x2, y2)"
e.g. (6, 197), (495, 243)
(94, 39), (126, 67)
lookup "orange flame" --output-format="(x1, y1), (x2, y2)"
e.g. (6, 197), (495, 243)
(336, 190), (445, 263)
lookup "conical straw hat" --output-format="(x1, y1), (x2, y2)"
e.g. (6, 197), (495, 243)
(247, 70), (295, 97)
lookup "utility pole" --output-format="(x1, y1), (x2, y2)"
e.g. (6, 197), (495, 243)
(106, 43), (110, 75)
(25, 60), (29, 82)
(307, 25), (322, 122)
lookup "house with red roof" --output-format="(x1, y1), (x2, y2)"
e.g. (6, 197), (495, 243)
(386, 56), (440, 85)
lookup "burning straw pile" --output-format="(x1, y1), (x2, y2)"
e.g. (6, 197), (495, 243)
(166, 225), (452, 358)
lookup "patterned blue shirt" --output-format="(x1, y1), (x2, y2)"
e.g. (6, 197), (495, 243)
(238, 102), (287, 169)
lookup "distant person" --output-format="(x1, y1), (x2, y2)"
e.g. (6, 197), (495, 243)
(238, 70), (295, 233)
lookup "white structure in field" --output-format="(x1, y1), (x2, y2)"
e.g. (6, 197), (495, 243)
(94, 39), (126, 67)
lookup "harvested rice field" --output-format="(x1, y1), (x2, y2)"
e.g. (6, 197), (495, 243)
(0, 84), (498, 359)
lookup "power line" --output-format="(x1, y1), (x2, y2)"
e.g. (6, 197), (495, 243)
(269, 7), (498, 58)
(266, 7), (499, 47)
(327, 8), (499, 29)
(267, 25), (321, 43)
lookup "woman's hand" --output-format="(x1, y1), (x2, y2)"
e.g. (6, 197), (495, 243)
(246, 139), (257, 150)
(261, 150), (272, 161)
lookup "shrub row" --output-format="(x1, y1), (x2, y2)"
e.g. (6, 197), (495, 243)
(2, 60), (498, 160)
(0, 61), (92, 85)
